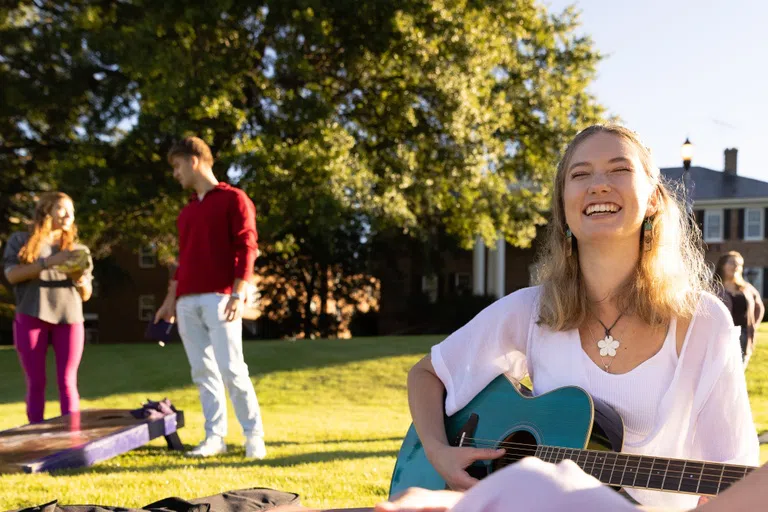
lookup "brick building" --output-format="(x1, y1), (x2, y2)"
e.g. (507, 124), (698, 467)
(81, 245), (171, 344)
(673, 149), (768, 295)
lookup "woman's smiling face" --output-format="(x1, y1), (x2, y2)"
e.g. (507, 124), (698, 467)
(563, 132), (657, 245)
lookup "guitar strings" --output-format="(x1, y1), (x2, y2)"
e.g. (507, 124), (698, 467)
(461, 436), (755, 473)
(454, 437), (751, 485)
(461, 450), (746, 487)
(475, 453), (746, 486)
(462, 438), (750, 481)
(468, 455), (746, 485)
(461, 434), (752, 473)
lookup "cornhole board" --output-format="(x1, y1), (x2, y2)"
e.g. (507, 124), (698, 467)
(0, 409), (185, 474)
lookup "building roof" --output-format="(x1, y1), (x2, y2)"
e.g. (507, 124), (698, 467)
(660, 166), (768, 201)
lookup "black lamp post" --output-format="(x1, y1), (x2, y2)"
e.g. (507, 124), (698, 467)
(681, 137), (694, 217)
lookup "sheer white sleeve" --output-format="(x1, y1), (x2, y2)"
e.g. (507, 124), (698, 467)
(430, 286), (539, 415)
(692, 298), (760, 466)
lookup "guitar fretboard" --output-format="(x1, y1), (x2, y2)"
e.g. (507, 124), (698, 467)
(533, 445), (753, 496)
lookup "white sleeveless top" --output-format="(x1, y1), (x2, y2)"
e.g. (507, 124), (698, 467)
(546, 317), (678, 441)
(431, 286), (759, 510)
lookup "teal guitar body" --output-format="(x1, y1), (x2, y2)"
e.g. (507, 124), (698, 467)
(388, 375), (624, 498)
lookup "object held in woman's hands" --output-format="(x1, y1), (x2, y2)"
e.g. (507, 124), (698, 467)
(52, 248), (90, 274)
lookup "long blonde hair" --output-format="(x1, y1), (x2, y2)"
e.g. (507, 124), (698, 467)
(18, 192), (78, 263)
(536, 124), (709, 330)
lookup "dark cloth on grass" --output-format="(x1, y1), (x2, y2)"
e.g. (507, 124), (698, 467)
(7, 488), (300, 512)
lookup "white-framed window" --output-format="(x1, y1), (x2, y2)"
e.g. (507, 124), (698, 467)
(138, 245), (157, 269)
(421, 274), (438, 304)
(744, 208), (764, 241)
(138, 294), (155, 321)
(703, 209), (724, 242)
(743, 268), (763, 296)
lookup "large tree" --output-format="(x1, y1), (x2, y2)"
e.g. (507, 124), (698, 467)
(0, 0), (604, 337)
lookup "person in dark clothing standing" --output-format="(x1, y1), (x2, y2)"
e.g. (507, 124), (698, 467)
(714, 251), (764, 367)
(155, 136), (265, 458)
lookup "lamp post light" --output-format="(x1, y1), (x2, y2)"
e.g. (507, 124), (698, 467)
(681, 137), (694, 217)
(681, 138), (693, 170)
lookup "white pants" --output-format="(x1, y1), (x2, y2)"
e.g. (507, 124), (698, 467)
(176, 293), (263, 438)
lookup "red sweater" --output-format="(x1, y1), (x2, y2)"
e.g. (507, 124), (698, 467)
(174, 183), (258, 298)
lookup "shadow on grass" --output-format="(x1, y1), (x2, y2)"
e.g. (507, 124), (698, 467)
(51, 447), (399, 477)
(0, 336), (442, 405)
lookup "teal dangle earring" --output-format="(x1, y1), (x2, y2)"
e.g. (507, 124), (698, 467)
(565, 225), (573, 257)
(643, 217), (653, 252)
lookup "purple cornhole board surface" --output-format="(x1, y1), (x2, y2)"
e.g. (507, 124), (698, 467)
(0, 409), (185, 474)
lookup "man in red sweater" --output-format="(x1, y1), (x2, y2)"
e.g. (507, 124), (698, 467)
(155, 136), (265, 459)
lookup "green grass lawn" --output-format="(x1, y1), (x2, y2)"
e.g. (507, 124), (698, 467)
(1, 327), (768, 511)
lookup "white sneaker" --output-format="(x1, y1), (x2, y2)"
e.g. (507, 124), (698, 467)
(244, 435), (267, 459)
(186, 436), (227, 457)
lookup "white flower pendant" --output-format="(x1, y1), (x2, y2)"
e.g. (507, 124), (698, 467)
(597, 335), (620, 357)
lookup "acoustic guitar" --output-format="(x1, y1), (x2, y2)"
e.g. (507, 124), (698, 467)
(389, 375), (756, 499)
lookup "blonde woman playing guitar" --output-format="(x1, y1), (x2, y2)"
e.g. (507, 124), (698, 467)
(403, 125), (758, 510)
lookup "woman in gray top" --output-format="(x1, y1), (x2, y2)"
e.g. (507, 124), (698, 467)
(3, 192), (93, 424)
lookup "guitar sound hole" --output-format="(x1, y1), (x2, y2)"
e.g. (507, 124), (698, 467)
(492, 430), (537, 472)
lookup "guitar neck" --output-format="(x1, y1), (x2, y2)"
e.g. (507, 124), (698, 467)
(534, 445), (753, 496)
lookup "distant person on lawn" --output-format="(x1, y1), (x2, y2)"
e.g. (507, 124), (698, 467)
(713, 251), (764, 368)
(155, 136), (266, 459)
(3, 192), (93, 424)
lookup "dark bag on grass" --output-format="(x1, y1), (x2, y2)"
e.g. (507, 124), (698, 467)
(8, 488), (301, 512)
(146, 488), (301, 512)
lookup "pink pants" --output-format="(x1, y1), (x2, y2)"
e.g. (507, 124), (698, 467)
(13, 313), (84, 423)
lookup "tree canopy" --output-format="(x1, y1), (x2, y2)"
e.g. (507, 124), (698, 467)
(1, 0), (605, 336)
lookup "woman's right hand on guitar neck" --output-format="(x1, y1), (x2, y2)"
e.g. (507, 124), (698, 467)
(407, 355), (506, 491)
